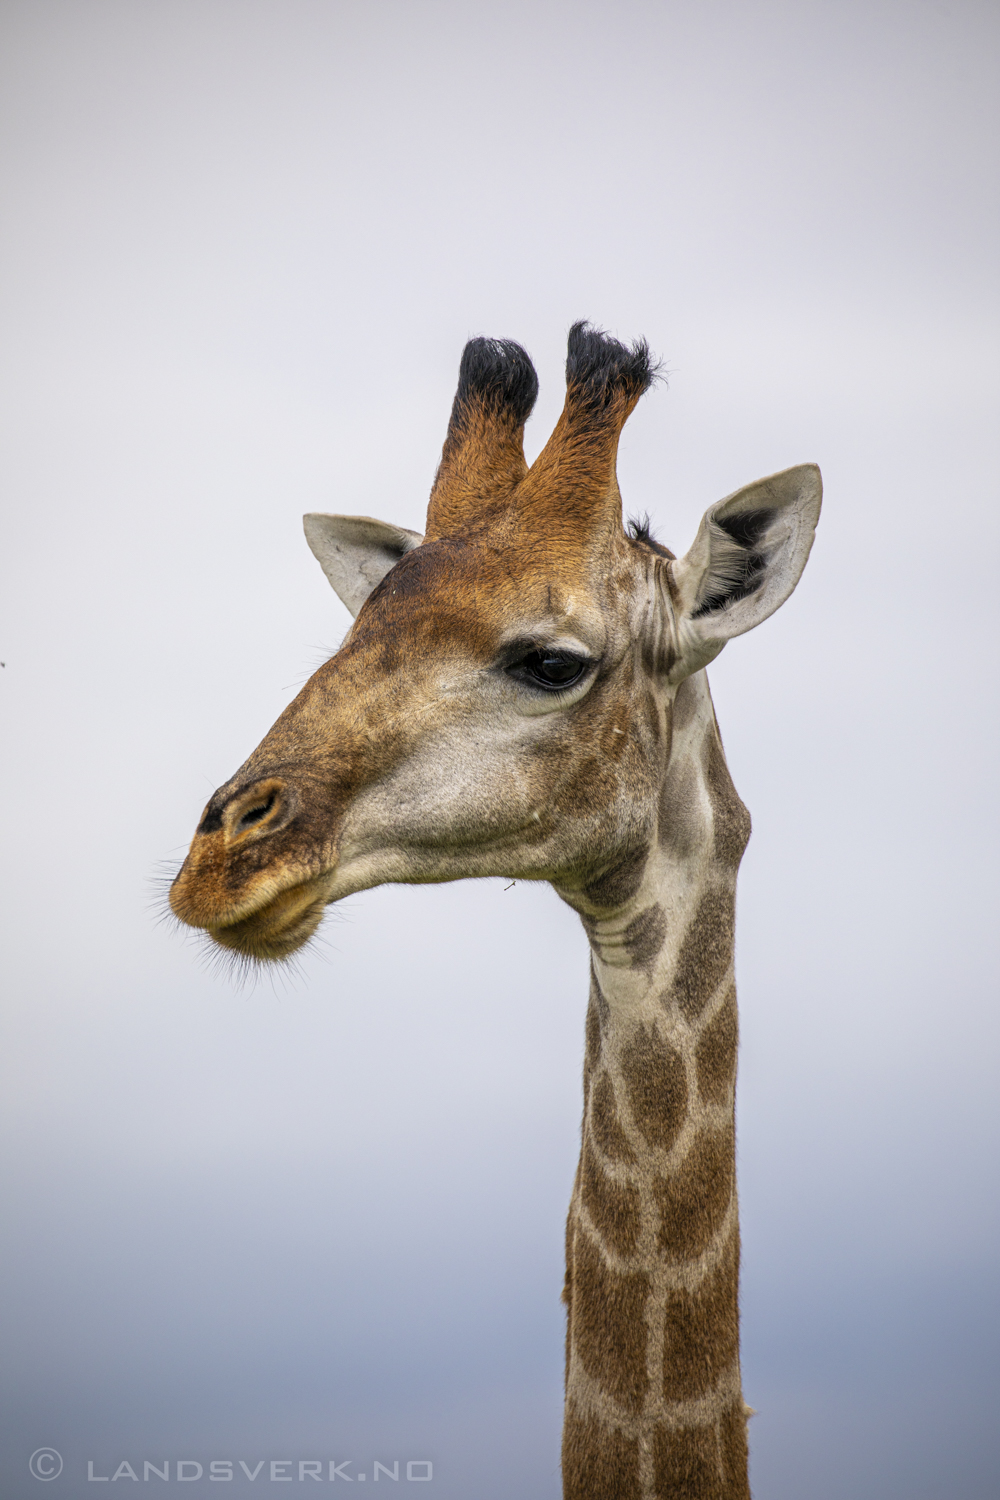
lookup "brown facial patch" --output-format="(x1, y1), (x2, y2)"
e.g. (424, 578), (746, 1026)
(695, 986), (738, 1106)
(620, 1025), (688, 1152)
(623, 903), (668, 976)
(665, 886), (735, 1021)
(662, 1228), (740, 1402)
(581, 1138), (641, 1258)
(704, 733), (752, 869)
(348, 538), (500, 665)
(654, 1121), (735, 1262)
(599, 710), (633, 762)
(720, 1400), (751, 1499)
(559, 754), (617, 818)
(591, 1072), (637, 1163)
(658, 755), (703, 859)
(562, 1407), (641, 1500)
(583, 846), (650, 911)
(652, 1422), (722, 1500)
(572, 1228), (650, 1411)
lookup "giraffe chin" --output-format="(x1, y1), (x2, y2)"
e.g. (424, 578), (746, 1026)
(204, 877), (330, 963)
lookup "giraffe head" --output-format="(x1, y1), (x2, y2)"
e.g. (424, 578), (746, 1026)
(169, 324), (820, 961)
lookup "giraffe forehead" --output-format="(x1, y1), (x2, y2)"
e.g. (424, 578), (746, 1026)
(348, 536), (616, 660)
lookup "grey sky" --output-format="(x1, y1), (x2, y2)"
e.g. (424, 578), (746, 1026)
(1, 2), (998, 1496)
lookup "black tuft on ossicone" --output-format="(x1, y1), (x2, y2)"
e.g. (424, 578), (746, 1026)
(449, 337), (539, 431)
(565, 321), (661, 411)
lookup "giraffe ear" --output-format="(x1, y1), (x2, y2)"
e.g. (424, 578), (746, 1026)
(303, 514), (424, 617)
(670, 464), (822, 672)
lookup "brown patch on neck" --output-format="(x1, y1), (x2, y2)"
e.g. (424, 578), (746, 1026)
(643, 688), (664, 744)
(583, 845), (650, 912)
(650, 1401), (750, 1500)
(583, 975), (606, 1106)
(652, 1409), (750, 1500)
(571, 1228), (650, 1412)
(581, 1138), (642, 1257)
(591, 1072), (638, 1163)
(662, 887), (735, 1021)
(720, 1400), (752, 1499)
(584, 996), (602, 1090)
(562, 1406), (641, 1500)
(654, 1120), (736, 1261)
(620, 1025), (688, 1151)
(652, 1423), (721, 1499)
(662, 1228), (741, 1402)
(695, 986), (738, 1106)
(623, 903), (668, 975)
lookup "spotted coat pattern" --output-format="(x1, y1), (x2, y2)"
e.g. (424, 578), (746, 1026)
(558, 671), (752, 1500)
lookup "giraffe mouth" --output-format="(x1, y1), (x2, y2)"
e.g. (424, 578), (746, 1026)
(173, 873), (332, 964)
(206, 876), (331, 961)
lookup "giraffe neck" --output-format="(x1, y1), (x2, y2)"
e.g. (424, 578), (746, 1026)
(557, 671), (752, 1500)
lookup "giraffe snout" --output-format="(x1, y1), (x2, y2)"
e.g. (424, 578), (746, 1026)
(169, 773), (332, 960)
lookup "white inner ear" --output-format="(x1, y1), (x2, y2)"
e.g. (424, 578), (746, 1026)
(671, 463), (822, 671)
(303, 514), (424, 617)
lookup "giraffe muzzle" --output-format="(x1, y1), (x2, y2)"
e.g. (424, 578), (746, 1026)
(169, 775), (338, 959)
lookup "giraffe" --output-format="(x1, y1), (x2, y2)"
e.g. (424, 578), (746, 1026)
(169, 323), (821, 1499)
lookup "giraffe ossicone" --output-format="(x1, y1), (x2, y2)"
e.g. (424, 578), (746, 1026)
(170, 322), (821, 1499)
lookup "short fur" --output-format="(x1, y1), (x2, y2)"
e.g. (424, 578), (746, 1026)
(426, 337), (538, 538)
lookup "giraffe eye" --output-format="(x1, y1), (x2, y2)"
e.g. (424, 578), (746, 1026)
(511, 650), (589, 691)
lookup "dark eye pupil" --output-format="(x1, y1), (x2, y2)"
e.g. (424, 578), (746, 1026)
(522, 651), (584, 687)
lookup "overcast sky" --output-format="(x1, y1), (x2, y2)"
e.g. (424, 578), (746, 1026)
(1, 2), (998, 1496)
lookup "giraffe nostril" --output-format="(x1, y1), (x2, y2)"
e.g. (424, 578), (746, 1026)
(215, 779), (291, 841)
(237, 791), (277, 833)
